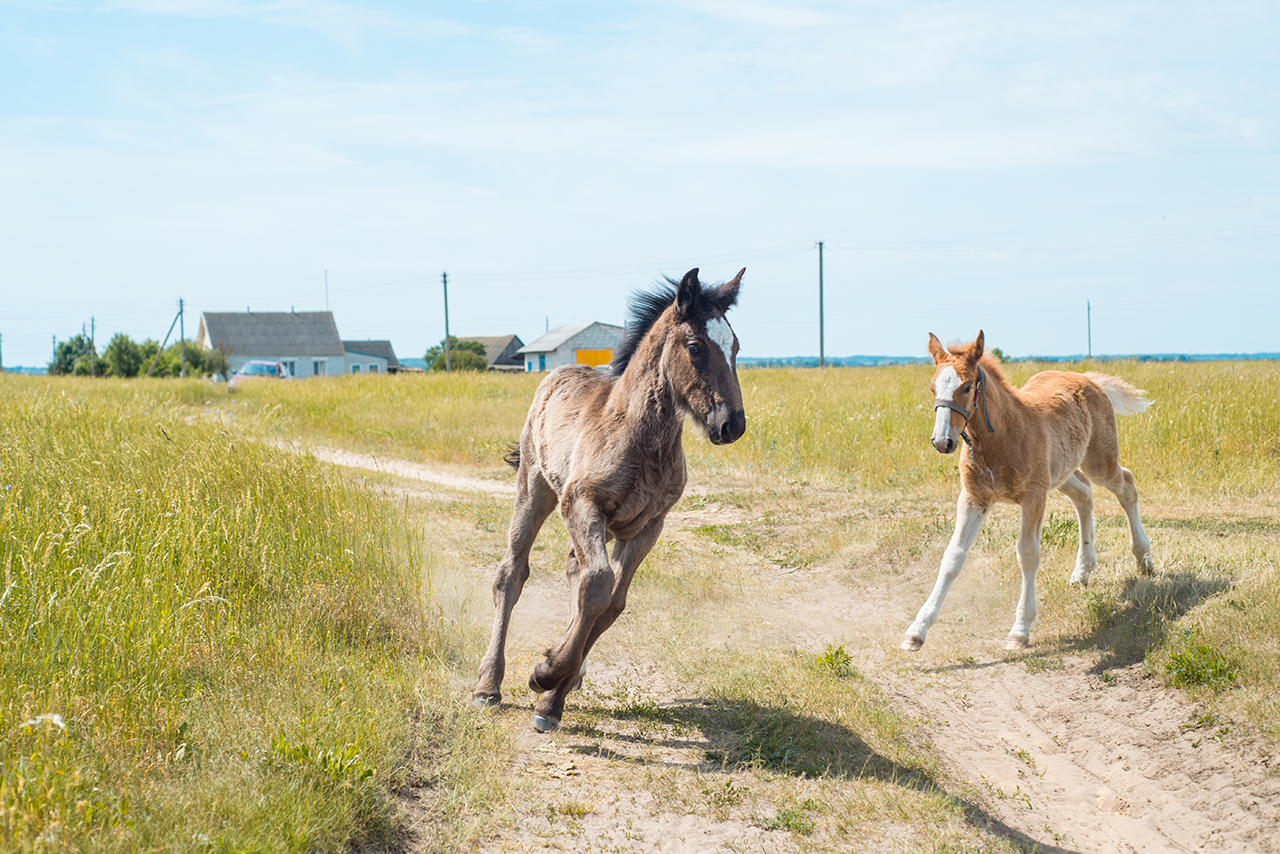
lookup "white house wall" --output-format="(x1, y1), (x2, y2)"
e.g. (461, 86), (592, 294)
(524, 349), (577, 372)
(227, 354), (345, 377)
(523, 324), (624, 372)
(345, 354), (390, 374)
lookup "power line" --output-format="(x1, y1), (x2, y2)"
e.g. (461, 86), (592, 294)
(831, 223), (1280, 254)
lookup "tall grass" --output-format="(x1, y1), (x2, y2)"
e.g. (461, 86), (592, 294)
(0, 377), (503, 851)
(234, 372), (541, 470)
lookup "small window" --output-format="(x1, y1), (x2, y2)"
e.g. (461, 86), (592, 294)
(538, 354), (546, 371)
(313, 360), (325, 376)
(282, 360), (296, 377)
(352, 364), (361, 374)
(369, 364), (378, 374)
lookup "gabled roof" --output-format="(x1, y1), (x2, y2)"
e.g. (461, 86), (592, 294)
(200, 312), (346, 357)
(462, 335), (525, 366)
(343, 340), (400, 367)
(517, 322), (624, 354)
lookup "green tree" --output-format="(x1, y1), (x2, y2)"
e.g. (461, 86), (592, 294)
(147, 339), (228, 378)
(103, 333), (145, 377)
(424, 337), (489, 372)
(49, 334), (103, 376)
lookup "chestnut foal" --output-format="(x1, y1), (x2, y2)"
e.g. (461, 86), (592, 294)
(903, 331), (1154, 652)
(473, 268), (747, 731)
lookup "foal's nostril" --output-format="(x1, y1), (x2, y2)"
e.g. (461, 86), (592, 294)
(709, 409), (746, 444)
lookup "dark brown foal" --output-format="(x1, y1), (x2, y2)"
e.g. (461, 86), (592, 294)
(473, 267), (747, 732)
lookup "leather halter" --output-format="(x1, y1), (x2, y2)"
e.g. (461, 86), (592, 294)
(934, 365), (995, 446)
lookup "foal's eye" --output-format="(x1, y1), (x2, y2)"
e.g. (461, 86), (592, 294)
(687, 342), (702, 357)
(959, 383), (972, 395)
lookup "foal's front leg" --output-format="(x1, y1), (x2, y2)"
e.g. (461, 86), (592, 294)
(531, 515), (666, 732)
(1007, 493), (1047, 649)
(902, 491), (989, 651)
(527, 493), (613, 732)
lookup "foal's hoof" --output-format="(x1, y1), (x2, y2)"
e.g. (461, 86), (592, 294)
(1137, 552), (1155, 576)
(471, 692), (501, 709)
(901, 636), (924, 652)
(1005, 635), (1030, 651)
(532, 714), (560, 733)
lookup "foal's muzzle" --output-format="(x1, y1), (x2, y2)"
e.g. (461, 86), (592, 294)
(707, 407), (747, 445)
(932, 403), (962, 454)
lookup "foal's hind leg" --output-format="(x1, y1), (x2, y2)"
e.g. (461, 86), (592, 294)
(472, 469), (558, 707)
(1091, 464), (1154, 575)
(1058, 471), (1097, 587)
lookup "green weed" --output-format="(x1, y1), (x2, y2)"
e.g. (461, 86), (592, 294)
(1164, 627), (1239, 689)
(816, 642), (854, 677)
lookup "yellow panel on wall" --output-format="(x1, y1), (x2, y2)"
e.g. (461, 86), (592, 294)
(575, 349), (612, 367)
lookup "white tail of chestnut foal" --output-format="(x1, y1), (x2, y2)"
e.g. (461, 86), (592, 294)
(1083, 372), (1150, 417)
(903, 331), (1155, 653)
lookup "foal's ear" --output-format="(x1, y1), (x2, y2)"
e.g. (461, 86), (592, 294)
(710, 267), (745, 313)
(674, 268), (701, 320)
(972, 330), (985, 360)
(927, 332), (947, 364)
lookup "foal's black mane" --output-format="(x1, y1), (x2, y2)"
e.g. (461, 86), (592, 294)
(611, 275), (722, 376)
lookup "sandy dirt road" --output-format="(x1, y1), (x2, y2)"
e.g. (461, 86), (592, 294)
(312, 446), (1279, 853)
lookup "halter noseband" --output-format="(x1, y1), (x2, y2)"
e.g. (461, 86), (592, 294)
(934, 366), (995, 446)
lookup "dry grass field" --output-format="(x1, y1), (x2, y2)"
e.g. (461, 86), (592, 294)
(3, 360), (1277, 852)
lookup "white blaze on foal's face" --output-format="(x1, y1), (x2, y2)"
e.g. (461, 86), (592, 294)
(934, 365), (963, 402)
(706, 315), (736, 367)
(932, 365), (963, 448)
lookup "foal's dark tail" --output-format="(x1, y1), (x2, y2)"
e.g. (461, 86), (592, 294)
(502, 442), (521, 470)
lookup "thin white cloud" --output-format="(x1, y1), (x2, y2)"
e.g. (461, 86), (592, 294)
(651, 0), (832, 29)
(104, 0), (471, 49)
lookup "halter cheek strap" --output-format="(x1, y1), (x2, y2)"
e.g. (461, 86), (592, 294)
(933, 366), (995, 446)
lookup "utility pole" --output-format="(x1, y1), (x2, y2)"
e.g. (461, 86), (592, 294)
(442, 271), (452, 372)
(145, 304), (183, 378)
(1087, 300), (1092, 359)
(179, 298), (187, 377)
(816, 240), (825, 368)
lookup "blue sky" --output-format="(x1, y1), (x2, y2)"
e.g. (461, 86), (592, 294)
(2, 0), (1277, 367)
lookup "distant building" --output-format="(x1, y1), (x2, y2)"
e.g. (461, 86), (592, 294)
(197, 311), (346, 377)
(516, 322), (624, 372)
(342, 340), (400, 374)
(462, 335), (525, 371)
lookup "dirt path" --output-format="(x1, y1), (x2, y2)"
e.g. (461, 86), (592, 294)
(884, 655), (1280, 853)
(311, 446), (1279, 853)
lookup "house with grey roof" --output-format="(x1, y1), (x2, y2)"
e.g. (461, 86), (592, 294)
(342, 340), (400, 374)
(197, 311), (346, 377)
(516, 322), (624, 372)
(462, 335), (525, 371)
